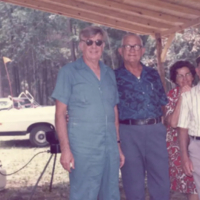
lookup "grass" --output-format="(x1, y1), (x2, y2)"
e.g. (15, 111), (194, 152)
(0, 136), (70, 200)
(0, 136), (186, 200)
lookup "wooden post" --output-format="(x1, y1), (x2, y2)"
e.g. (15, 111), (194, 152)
(0, 65), (2, 97)
(4, 62), (13, 97)
(155, 33), (166, 91)
(161, 34), (175, 63)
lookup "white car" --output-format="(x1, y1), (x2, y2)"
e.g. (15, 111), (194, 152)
(0, 91), (40, 111)
(0, 91), (55, 147)
(0, 98), (13, 111)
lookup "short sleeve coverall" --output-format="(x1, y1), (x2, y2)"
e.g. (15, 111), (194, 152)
(52, 57), (120, 200)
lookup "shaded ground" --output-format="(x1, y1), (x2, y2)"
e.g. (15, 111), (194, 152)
(0, 136), (187, 200)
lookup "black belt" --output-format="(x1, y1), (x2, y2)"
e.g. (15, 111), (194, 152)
(190, 136), (200, 140)
(119, 117), (161, 125)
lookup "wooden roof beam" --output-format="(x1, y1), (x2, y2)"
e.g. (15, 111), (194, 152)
(42, 0), (174, 30)
(76, 0), (190, 24)
(124, 0), (200, 16)
(1, 0), (157, 35)
(165, 0), (200, 4)
(161, 17), (200, 37)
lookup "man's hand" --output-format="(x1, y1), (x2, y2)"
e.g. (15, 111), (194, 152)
(60, 149), (75, 172)
(118, 147), (125, 168)
(179, 127), (192, 176)
(182, 155), (194, 177)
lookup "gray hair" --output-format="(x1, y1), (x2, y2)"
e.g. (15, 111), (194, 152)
(121, 33), (143, 46)
(79, 26), (106, 41)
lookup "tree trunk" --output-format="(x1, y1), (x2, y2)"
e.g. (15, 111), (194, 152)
(42, 64), (47, 105)
(0, 64), (2, 97)
(67, 19), (76, 61)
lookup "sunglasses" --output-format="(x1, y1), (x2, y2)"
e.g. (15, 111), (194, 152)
(81, 39), (103, 46)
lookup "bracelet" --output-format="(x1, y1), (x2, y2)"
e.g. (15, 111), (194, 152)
(117, 140), (120, 143)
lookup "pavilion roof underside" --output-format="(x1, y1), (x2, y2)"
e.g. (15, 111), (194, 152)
(1, 0), (200, 37)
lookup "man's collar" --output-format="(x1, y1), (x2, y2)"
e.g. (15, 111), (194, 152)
(74, 57), (86, 70)
(121, 62), (148, 75)
(75, 57), (107, 71)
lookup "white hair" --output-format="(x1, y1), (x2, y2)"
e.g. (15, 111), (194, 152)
(121, 33), (143, 46)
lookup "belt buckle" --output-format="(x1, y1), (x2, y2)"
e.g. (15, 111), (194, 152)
(144, 119), (149, 124)
(191, 136), (196, 140)
(147, 118), (156, 125)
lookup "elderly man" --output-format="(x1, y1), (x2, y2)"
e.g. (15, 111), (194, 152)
(115, 33), (170, 200)
(178, 56), (200, 198)
(52, 26), (124, 200)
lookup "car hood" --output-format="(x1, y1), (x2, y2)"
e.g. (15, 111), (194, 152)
(0, 106), (55, 118)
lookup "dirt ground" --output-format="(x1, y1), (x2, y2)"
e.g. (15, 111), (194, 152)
(0, 136), (187, 200)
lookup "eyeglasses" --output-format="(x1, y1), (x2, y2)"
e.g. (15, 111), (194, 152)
(81, 39), (103, 46)
(122, 44), (142, 51)
(176, 72), (192, 80)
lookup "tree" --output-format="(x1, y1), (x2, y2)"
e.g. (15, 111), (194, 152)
(0, 2), (200, 102)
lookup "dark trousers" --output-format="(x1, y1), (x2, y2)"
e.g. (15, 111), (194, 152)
(120, 123), (170, 200)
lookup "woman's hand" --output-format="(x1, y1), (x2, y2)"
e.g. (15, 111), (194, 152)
(181, 155), (194, 177)
(180, 85), (191, 94)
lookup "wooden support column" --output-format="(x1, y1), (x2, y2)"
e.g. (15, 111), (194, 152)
(161, 34), (175, 63)
(0, 65), (2, 97)
(155, 32), (166, 91)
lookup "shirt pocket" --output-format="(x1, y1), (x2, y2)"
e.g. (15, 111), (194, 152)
(145, 80), (160, 103)
(70, 83), (90, 104)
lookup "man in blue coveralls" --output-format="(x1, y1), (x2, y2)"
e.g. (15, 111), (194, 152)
(52, 26), (125, 200)
(115, 33), (170, 200)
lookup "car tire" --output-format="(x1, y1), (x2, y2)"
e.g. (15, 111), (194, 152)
(29, 125), (50, 147)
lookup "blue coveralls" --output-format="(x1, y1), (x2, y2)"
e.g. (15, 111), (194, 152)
(52, 57), (120, 200)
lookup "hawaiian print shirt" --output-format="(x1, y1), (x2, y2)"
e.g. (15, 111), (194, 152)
(115, 63), (168, 120)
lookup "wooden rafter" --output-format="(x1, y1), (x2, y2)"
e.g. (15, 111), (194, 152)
(164, 0), (200, 5)
(42, 0), (173, 30)
(76, 0), (191, 24)
(1, 0), (157, 34)
(1, 0), (200, 37)
(125, 0), (200, 16)
(161, 17), (200, 37)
